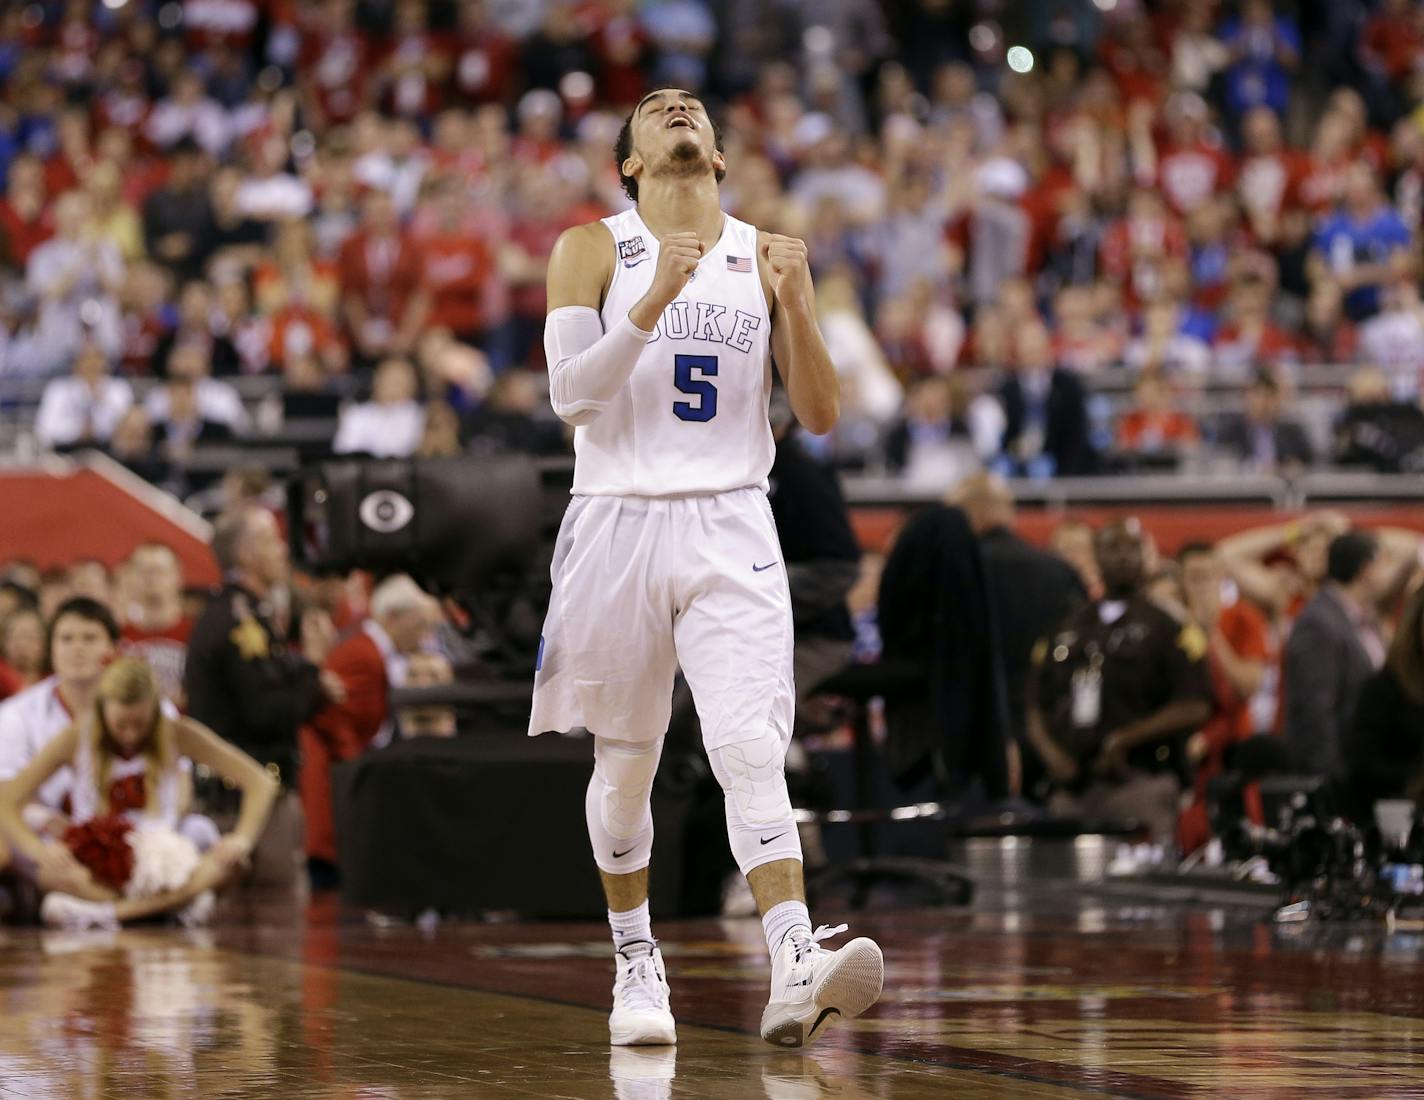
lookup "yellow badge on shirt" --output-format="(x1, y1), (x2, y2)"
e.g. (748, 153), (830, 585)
(1031, 638), (1048, 667)
(1176, 623), (1208, 662)
(230, 618), (269, 660)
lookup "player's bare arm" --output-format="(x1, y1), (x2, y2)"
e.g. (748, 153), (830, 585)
(761, 231), (840, 435)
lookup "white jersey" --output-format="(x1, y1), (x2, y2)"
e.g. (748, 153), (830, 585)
(571, 207), (775, 496)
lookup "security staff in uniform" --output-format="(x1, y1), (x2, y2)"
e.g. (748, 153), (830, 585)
(1026, 518), (1212, 845)
(185, 504), (344, 885)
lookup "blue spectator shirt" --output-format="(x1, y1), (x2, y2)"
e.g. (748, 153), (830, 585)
(1313, 206), (1413, 318)
(1221, 16), (1301, 117)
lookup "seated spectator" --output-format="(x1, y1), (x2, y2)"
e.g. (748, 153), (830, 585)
(464, 371), (568, 457)
(1333, 366), (1424, 472)
(1124, 299), (1211, 381)
(154, 280), (241, 378)
(1359, 278), (1424, 401)
(416, 400), (464, 458)
(145, 69), (231, 157)
(1214, 370), (1314, 472)
(0, 657), (277, 930)
(1308, 162), (1412, 322)
(150, 376), (236, 462)
(413, 174), (495, 348)
(998, 322), (1095, 478)
(816, 268), (903, 426)
(1051, 286), (1120, 376)
(334, 358), (426, 457)
(1026, 519), (1212, 845)
(0, 608), (45, 691)
(67, 560), (114, 610)
(119, 543), (192, 707)
(1212, 272), (1298, 381)
(26, 191), (125, 374)
(398, 651), (457, 739)
(884, 376), (1000, 488)
(1284, 531), (1388, 783)
(1347, 584), (1424, 813)
(1297, 280), (1358, 364)
(1115, 372), (1200, 467)
(105, 407), (174, 490)
(0, 154), (51, 271)
(339, 188), (425, 364)
(35, 343), (133, 449)
(145, 342), (249, 436)
(301, 575), (440, 873)
(142, 138), (212, 282)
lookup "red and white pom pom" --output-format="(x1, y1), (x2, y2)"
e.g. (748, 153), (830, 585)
(124, 824), (201, 900)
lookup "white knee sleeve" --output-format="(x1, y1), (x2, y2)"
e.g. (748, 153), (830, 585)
(586, 736), (663, 874)
(708, 737), (802, 876)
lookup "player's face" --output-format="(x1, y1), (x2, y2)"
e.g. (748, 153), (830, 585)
(627, 89), (724, 182)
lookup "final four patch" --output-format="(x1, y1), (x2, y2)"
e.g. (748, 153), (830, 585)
(618, 236), (648, 267)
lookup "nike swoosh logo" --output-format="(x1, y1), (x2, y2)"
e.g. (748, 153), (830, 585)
(759, 833), (787, 846)
(753, 562), (777, 572)
(612, 847), (634, 859)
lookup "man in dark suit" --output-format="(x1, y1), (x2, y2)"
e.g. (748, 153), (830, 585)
(1284, 531), (1388, 783)
(953, 472), (1085, 799)
(998, 321), (1095, 477)
(1214, 371), (1314, 471)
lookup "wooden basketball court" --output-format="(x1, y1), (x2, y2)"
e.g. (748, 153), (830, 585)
(2, 848), (1423, 1100)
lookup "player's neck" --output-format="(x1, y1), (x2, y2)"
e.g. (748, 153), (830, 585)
(635, 177), (724, 246)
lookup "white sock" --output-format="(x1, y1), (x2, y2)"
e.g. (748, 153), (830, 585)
(609, 900), (653, 959)
(762, 900), (812, 958)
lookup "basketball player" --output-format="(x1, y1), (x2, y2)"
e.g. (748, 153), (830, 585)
(528, 88), (884, 1048)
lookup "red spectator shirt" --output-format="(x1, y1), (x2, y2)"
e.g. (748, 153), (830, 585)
(1296, 154), (1352, 213)
(450, 27), (517, 105)
(120, 618), (193, 707)
(591, 13), (653, 107)
(337, 230), (424, 326)
(300, 26), (372, 124)
(1204, 599), (1274, 751)
(1157, 142), (1235, 216)
(382, 29), (450, 119)
(418, 231), (493, 335)
(1364, 10), (1424, 80)
(1116, 410), (1199, 451)
(0, 198), (50, 267)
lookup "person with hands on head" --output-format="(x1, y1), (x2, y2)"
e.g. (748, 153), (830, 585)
(1026, 519), (1213, 846)
(0, 657), (278, 930)
(531, 86), (877, 1052)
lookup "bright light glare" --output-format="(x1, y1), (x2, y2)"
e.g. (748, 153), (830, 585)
(1006, 46), (1035, 74)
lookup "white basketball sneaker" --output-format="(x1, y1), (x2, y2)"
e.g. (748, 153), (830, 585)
(609, 944), (676, 1046)
(760, 924), (883, 1048)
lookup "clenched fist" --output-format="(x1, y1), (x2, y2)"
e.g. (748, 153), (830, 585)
(760, 234), (812, 312)
(645, 231), (704, 312)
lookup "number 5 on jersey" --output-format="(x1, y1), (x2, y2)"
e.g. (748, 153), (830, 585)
(673, 353), (718, 422)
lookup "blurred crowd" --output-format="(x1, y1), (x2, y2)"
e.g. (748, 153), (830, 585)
(1, 0), (1424, 491)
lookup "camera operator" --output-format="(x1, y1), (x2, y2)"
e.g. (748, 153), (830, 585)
(1026, 519), (1213, 845)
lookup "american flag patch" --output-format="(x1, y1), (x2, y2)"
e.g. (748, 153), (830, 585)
(726, 255), (752, 272)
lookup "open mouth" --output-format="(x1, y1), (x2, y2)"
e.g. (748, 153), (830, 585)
(666, 117), (694, 130)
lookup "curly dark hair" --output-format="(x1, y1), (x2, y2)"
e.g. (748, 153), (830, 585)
(615, 89), (726, 202)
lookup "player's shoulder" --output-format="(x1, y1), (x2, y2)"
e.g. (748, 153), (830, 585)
(554, 219), (616, 255)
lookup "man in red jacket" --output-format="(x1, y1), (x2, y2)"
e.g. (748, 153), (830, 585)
(300, 574), (441, 877)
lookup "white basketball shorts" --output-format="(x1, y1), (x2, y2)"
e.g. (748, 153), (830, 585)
(527, 487), (795, 752)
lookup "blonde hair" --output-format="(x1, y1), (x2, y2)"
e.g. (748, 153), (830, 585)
(91, 658), (176, 814)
